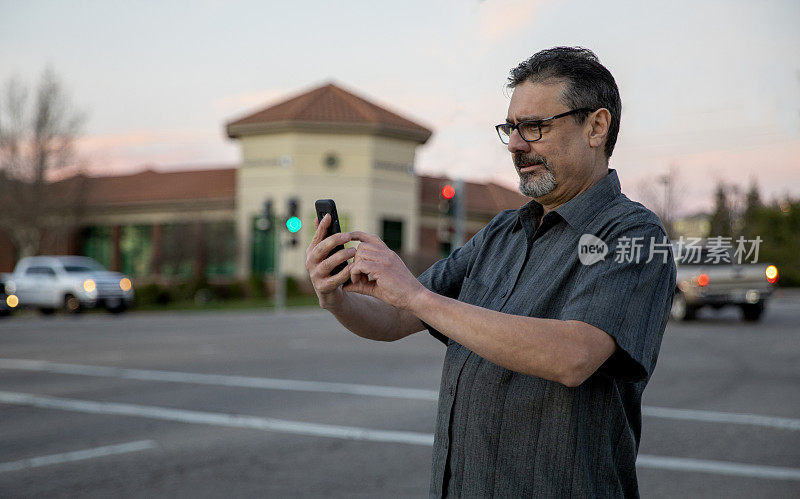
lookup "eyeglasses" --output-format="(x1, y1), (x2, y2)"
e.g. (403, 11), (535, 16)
(495, 108), (594, 144)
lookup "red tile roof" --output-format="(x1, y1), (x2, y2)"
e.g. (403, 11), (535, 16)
(53, 167), (526, 214)
(226, 83), (432, 143)
(56, 168), (236, 206)
(419, 175), (528, 215)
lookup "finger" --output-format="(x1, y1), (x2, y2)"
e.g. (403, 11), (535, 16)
(348, 231), (385, 245)
(307, 214), (329, 256)
(318, 247), (356, 276)
(312, 213), (330, 246)
(342, 279), (374, 296)
(311, 246), (351, 281)
(347, 260), (368, 286)
(342, 267), (375, 295)
(348, 259), (367, 284)
(317, 260), (353, 290)
(331, 261), (354, 288)
(350, 259), (379, 282)
(352, 242), (387, 259)
(350, 248), (392, 271)
(311, 231), (352, 262)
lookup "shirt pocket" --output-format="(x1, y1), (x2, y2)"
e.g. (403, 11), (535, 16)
(457, 275), (492, 307)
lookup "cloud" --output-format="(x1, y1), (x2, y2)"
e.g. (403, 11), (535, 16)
(75, 129), (236, 176)
(477, 0), (548, 44)
(615, 137), (800, 214)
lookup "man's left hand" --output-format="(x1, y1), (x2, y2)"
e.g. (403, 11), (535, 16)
(344, 231), (427, 311)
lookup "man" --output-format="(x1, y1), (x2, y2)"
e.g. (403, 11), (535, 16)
(306, 47), (676, 498)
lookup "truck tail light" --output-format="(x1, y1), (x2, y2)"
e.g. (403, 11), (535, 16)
(765, 265), (779, 284)
(697, 274), (710, 287)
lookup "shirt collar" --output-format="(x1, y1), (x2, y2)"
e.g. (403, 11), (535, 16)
(513, 168), (621, 233)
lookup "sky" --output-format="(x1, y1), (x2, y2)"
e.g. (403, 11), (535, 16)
(1, 0), (799, 214)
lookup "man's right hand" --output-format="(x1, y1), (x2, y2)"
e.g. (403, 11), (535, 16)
(305, 213), (356, 310)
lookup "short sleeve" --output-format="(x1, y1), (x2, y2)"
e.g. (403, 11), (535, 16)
(416, 226), (487, 345)
(560, 224), (677, 382)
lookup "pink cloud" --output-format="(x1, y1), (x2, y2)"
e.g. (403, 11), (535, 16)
(74, 130), (237, 176)
(478, 0), (549, 44)
(616, 138), (800, 213)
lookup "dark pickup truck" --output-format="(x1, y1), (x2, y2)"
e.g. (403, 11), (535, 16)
(671, 245), (778, 321)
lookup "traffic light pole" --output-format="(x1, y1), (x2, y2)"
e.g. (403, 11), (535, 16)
(261, 198), (286, 312)
(273, 228), (286, 312)
(453, 178), (466, 248)
(261, 197), (300, 312)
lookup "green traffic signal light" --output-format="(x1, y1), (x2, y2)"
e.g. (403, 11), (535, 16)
(286, 216), (302, 233)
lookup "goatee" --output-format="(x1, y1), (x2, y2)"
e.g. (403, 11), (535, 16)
(515, 154), (556, 198)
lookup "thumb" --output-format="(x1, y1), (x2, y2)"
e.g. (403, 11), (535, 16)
(343, 278), (376, 296)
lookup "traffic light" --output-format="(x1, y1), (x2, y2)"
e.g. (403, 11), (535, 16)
(440, 183), (455, 216)
(439, 180), (466, 254)
(258, 199), (273, 231)
(285, 197), (301, 246)
(438, 183), (455, 255)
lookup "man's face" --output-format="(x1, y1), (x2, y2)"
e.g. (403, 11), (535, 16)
(506, 80), (593, 203)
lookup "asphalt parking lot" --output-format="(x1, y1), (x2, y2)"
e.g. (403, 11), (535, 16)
(1, 291), (799, 498)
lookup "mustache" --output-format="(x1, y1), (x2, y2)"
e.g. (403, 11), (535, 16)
(514, 154), (549, 169)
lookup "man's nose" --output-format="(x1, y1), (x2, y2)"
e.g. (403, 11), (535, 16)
(507, 129), (531, 154)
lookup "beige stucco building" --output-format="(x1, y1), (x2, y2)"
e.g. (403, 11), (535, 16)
(0, 83), (528, 282)
(226, 83), (432, 280)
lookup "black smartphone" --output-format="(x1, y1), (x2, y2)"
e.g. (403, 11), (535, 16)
(314, 199), (350, 281)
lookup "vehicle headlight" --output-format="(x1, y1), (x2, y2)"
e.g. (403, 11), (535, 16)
(119, 278), (132, 292)
(6, 294), (18, 308)
(6, 281), (16, 294)
(83, 279), (96, 293)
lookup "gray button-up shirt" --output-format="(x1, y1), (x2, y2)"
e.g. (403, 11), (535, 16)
(418, 169), (676, 498)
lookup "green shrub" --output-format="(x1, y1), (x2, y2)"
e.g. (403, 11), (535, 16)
(247, 274), (267, 298)
(171, 275), (210, 302)
(135, 283), (171, 306)
(285, 276), (303, 297)
(210, 281), (246, 300)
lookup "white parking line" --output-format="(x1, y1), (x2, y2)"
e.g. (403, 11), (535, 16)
(1, 390), (799, 482)
(636, 454), (800, 481)
(0, 358), (439, 401)
(642, 406), (800, 431)
(2, 358), (798, 432)
(0, 440), (156, 473)
(0, 391), (434, 446)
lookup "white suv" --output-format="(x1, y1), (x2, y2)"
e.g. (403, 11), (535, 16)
(4, 256), (135, 314)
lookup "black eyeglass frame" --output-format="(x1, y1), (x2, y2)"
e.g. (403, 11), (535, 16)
(495, 108), (596, 144)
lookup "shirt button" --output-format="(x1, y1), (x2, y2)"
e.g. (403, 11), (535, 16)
(501, 290), (508, 298)
(449, 385), (454, 396)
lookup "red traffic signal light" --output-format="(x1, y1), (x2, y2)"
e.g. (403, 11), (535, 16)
(441, 184), (455, 200)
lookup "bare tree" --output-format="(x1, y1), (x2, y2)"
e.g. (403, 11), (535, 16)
(635, 164), (686, 239)
(0, 67), (87, 258)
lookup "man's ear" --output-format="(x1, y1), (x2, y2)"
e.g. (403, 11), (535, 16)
(587, 108), (611, 150)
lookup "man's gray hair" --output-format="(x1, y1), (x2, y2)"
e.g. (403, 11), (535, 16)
(508, 47), (622, 159)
